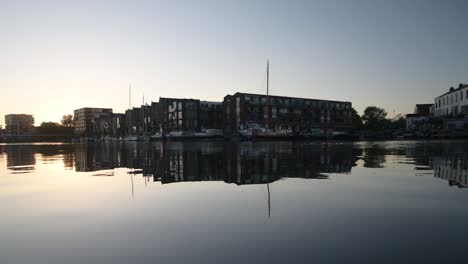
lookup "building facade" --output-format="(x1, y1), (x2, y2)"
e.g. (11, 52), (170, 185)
(433, 84), (468, 118)
(125, 106), (152, 135)
(200, 101), (224, 129)
(74, 108), (113, 137)
(157, 98), (201, 133)
(223, 92), (352, 134)
(405, 103), (433, 130)
(5, 114), (35, 136)
(0, 125), (5, 141)
(110, 113), (127, 138)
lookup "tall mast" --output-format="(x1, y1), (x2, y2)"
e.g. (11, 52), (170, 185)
(266, 60), (270, 129)
(267, 60), (269, 98)
(129, 84), (132, 110)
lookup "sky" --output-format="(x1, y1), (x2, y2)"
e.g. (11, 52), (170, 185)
(1, 0), (467, 126)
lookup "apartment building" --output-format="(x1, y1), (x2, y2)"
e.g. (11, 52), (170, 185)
(433, 83), (468, 118)
(223, 92), (352, 134)
(5, 114), (35, 136)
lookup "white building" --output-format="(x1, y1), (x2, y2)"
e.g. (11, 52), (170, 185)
(433, 84), (468, 117)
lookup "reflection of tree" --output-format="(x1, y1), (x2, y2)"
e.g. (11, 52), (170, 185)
(362, 144), (386, 168)
(352, 147), (363, 167)
(62, 152), (74, 169)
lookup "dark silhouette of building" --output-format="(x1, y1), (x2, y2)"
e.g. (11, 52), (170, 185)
(71, 142), (353, 185)
(200, 101), (224, 129)
(74, 108), (113, 137)
(223, 92), (352, 135)
(5, 114), (34, 136)
(111, 113), (127, 138)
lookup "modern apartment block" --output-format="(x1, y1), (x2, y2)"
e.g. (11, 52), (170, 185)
(125, 106), (152, 135)
(223, 92), (352, 135)
(156, 97), (201, 133)
(200, 101), (223, 129)
(5, 114), (35, 136)
(74, 108), (113, 137)
(0, 125), (5, 140)
(111, 113), (127, 137)
(433, 83), (468, 118)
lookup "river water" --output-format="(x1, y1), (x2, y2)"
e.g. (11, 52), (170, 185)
(0, 140), (467, 264)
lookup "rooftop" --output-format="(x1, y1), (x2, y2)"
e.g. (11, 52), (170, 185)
(436, 83), (468, 98)
(229, 92), (351, 104)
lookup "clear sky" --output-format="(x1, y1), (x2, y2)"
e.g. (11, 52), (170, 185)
(1, 0), (467, 126)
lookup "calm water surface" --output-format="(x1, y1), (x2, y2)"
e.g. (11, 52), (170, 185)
(1, 141), (467, 264)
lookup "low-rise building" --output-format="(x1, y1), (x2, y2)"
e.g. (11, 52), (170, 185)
(405, 104), (433, 130)
(433, 83), (468, 118)
(5, 114), (35, 136)
(74, 108), (113, 137)
(223, 92), (352, 135)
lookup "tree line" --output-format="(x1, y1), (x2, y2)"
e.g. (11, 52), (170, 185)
(352, 106), (405, 132)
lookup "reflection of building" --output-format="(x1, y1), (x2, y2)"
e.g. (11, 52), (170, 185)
(5, 114), (34, 136)
(74, 108), (113, 137)
(72, 142), (353, 185)
(223, 92), (352, 135)
(74, 144), (126, 172)
(432, 157), (468, 188)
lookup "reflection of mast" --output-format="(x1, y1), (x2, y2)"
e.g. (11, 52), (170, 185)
(267, 182), (271, 218)
(266, 145), (271, 218)
(130, 168), (135, 198)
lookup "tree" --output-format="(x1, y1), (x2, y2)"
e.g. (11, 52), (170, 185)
(389, 114), (406, 130)
(362, 106), (388, 131)
(351, 108), (363, 131)
(61, 115), (74, 127)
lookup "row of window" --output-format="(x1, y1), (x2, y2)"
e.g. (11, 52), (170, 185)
(436, 89), (468, 108)
(243, 96), (350, 109)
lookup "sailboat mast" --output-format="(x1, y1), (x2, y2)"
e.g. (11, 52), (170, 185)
(129, 84), (132, 109)
(266, 60), (270, 129)
(267, 60), (269, 98)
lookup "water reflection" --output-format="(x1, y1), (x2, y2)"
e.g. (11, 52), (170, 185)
(2, 141), (468, 189)
(2, 144), (74, 173)
(74, 142), (354, 185)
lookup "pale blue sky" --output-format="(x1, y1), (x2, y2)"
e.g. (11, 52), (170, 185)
(1, 0), (467, 125)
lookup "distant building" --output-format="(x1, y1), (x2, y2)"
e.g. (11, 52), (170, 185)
(223, 92), (352, 135)
(5, 114), (34, 136)
(154, 98), (199, 133)
(433, 83), (468, 118)
(414, 104), (433, 116)
(125, 105), (153, 135)
(200, 101), (224, 129)
(74, 108), (113, 137)
(110, 113), (127, 138)
(406, 104), (433, 130)
(0, 125), (5, 141)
